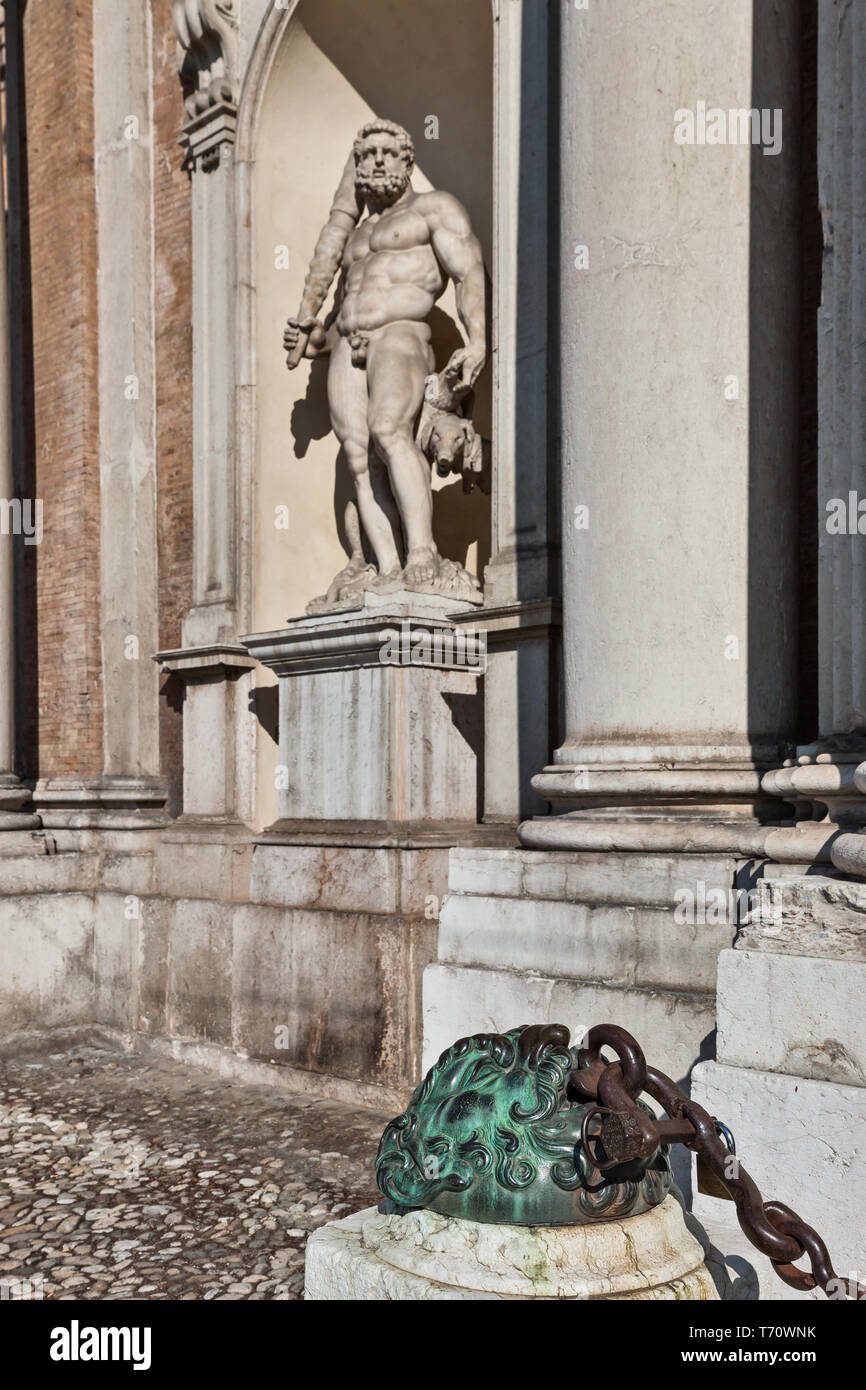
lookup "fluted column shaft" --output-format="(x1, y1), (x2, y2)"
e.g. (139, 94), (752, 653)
(520, 0), (802, 854)
(805, 0), (866, 877)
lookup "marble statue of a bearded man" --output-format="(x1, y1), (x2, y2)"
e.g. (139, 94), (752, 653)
(283, 118), (487, 612)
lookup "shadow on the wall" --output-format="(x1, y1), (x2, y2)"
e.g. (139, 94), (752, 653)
(290, 356), (331, 459)
(441, 688), (484, 821)
(249, 684), (279, 747)
(512, 0), (561, 814)
(6, 0), (40, 785)
(159, 674), (185, 816)
(746, 0), (819, 765)
(302, 0), (493, 265)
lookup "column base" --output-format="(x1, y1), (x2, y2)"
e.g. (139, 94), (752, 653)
(830, 832), (866, 877)
(34, 777), (167, 830)
(304, 1195), (719, 1300)
(522, 756), (785, 853)
(0, 775), (39, 829)
(760, 746), (866, 874)
(0, 814), (41, 831)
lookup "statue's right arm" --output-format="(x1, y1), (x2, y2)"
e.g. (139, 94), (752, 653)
(285, 152), (360, 369)
(296, 207), (357, 318)
(295, 152), (361, 318)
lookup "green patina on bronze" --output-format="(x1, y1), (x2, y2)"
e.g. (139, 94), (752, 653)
(375, 1023), (673, 1226)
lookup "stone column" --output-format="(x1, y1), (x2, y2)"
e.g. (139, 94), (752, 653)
(33, 0), (167, 830)
(518, 0), (802, 854)
(480, 0), (559, 823)
(161, 0), (254, 828)
(182, 99), (238, 646)
(175, 0), (239, 647)
(0, 119), (36, 831)
(763, 1), (866, 877)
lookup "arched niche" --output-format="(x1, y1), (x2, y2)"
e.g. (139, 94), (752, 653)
(236, 0), (556, 831)
(246, 0), (494, 636)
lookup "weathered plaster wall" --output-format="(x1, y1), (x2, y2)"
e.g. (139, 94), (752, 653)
(0, 841), (442, 1107)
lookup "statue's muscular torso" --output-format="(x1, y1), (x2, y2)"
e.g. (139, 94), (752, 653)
(336, 191), (451, 336)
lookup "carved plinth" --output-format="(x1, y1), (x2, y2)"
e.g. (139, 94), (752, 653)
(242, 592), (484, 831)
(304, 1197), (719, 1301)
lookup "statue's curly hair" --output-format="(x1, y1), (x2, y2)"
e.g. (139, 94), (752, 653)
(353, 118), (415, 171)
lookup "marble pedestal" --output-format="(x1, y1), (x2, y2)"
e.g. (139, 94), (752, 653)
(304, 1196), (719, 1300)
(244, 592), (484, 829)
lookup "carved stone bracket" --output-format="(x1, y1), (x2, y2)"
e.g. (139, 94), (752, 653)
(173, 0), (238, 169)
(173, 0), (238, 115)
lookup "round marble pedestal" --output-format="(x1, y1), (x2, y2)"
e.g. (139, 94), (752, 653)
(304, 1194), (720, 1300)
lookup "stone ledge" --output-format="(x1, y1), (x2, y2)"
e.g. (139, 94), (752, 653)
(447, 846), (744, 909)
(255, 820), (517, 850)
(437, 893), (731, 993)
(34, 777), (168, 830)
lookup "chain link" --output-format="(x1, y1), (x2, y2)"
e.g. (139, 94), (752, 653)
(573, 1024), (866, 1301)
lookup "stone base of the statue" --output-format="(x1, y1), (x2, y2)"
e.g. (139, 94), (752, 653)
(304, 1195), (719, 1300)
(243, 591), (484, 825)
(306, 568), (484, 617)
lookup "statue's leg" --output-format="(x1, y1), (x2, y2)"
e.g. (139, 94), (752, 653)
(366, 322), (438, 584)
(328, 334), (401, 578)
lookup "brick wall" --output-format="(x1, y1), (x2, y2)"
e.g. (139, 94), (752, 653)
(16, 0), (192, 801)
(25, 0), (102, 778)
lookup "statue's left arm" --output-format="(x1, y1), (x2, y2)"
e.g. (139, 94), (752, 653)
(427, 194), (487, 392)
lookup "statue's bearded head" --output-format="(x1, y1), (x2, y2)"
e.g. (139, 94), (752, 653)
(353, 119), (414, 205)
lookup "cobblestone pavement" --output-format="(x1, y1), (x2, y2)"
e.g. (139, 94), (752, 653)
(0, 1044), (389, 1300)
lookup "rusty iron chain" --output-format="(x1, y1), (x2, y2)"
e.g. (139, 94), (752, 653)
(571, 1024), (866, 1301)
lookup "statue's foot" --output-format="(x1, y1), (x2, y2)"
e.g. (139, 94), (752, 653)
(432, 557), (482, 600)
(403, 547), (441, 588)
(360, 565), (401, 593)
(326, 557), (377, 602)
(401, 550), (482, 604)
(306, 558), (378, 615)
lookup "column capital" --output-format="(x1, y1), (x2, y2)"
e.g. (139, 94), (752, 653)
(180, 101), (237, 173)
